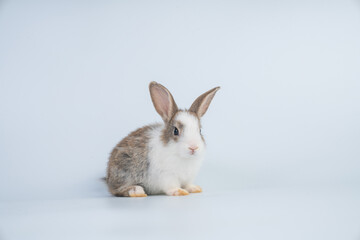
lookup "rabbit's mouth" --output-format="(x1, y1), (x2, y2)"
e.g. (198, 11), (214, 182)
(186, 149), (203, 158)
(189, 145), (199, 155)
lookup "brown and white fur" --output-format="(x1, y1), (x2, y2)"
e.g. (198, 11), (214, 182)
(106, 82), (220, 197)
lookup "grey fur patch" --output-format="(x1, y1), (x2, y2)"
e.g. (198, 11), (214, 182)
(106, 124), (160, 196)
(161, 110), (183, 144)
(160, 110), (203, 145)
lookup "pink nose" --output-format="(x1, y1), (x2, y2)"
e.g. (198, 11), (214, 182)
(189, 146), (199, 152)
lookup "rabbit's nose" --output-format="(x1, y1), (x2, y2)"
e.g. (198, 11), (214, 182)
(189, 146), (199, 151)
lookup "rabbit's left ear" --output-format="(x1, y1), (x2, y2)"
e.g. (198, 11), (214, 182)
(189, 86), (220, 118)
(149, 82), (178, 123)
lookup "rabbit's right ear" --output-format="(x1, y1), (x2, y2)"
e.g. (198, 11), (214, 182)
(149, 82), (178, 123)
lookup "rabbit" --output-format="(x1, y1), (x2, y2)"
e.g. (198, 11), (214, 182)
(106, 81), (220, 197)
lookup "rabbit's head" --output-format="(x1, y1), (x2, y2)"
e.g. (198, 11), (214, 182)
(149, 82), (220, 158)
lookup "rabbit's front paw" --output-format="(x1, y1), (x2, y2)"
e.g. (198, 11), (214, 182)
(184, 184), (202, 193)
(166, 188), (189, 196)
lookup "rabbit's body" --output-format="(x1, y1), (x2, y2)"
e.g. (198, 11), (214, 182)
(106, 82), (219, 197)
(107, 124), (157, 196)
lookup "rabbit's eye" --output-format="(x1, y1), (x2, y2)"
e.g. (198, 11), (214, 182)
(174, 127), (179, 136)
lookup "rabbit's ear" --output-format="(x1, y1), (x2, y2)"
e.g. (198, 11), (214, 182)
(149, 82), (178, 123)
(189, 86), (220, 118)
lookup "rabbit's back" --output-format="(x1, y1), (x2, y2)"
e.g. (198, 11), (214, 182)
(106, 124), (161, 192)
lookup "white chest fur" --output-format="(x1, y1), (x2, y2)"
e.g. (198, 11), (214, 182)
(145, 125), (204, 194)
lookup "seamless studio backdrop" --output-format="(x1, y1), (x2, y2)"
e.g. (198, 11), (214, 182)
(0, 0), (360, 240)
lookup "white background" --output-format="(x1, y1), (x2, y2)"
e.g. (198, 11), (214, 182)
(1, 0), (359, 239)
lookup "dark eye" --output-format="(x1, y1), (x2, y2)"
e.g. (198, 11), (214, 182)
(174, 127), (179, 136)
